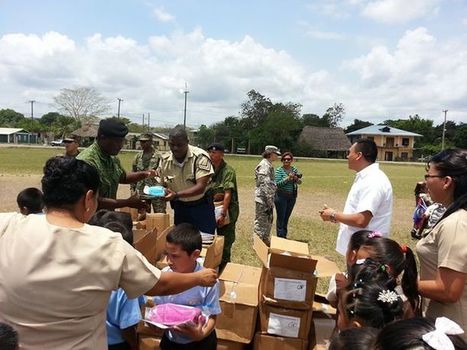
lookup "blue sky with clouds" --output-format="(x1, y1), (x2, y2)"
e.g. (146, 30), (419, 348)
(1, 0), (466, 127)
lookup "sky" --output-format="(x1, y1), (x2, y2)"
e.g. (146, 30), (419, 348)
(0, 0), (466, 128)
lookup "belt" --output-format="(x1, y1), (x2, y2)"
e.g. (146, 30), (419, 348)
(176, 194), (211, 207)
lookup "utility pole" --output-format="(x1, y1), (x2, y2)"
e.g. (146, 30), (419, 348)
(117, 98), (123, 118)
(29, 100), (36, 119)
(142, 113), (145, 127)
(441, 109), (448, 150)
(183, 82), (189, 129)
(148, 112), (151, 131)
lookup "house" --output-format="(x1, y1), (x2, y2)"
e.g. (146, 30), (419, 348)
(0, 128), (38, 144)
(346, 125), (422, 161)
(298, 126), (351, 158)
(129, 132), (170, 152)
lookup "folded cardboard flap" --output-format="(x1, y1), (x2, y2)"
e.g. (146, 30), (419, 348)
(271, 236), (309, 254)
(146, 213), (170, 233)
(269, 252), (317, 273)
(133, 227), (158, 265)
(202, 235), (224, 269)
(309, 255), (341, 277)
(254, 332), (309, 350)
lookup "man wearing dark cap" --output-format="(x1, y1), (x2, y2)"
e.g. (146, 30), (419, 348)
(63, 135), (80, 157)
(207, 143), (239, 269)
(77, 118), (156, 210)
(130, 133), (166, 215)
(158, 126), (216, 234)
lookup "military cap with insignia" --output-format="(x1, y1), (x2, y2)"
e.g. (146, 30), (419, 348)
(206, 143), (225, 152)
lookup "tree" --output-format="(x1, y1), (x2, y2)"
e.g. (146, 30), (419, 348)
(39, 112), (65, 127)
(322, 103), (345, 127)
(0, 109), (25, 126)
(240, 90), (273, 129)
(301, 113), (331, 127)
(345, 119), (373, 133)
(54, 87), (110, 122)
(196, 124), (215, 148)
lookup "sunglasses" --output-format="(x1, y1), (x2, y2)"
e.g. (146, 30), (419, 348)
(282, 158), (292, 161)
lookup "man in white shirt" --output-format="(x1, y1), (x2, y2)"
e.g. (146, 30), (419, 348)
(319, 139), (393, 255)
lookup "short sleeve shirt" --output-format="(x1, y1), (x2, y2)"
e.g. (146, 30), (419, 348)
(158, 145), (214, 202)
(336, 163), (393, 255)
(0, 213), (160, 350)
(416, 209), (467, 338)
(153, 262), (221, 344)
(77, 141), (126, 199)
(210, 160), (239, 215)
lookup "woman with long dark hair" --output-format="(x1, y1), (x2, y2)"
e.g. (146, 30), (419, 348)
(416, 148), (467, 341)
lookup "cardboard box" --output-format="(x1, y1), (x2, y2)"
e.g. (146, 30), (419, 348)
(156, 235), (224, 270)
(308, 318), (336, 350)
(216, 263), (262, 344)
(133, 227), (158, 265)
(254, 332), (308, 350)
(138, 335), (161, 350)
(118, 206), (139, 221)
(259, 302), (313, 340)
(146, 213), (170, 233)
(217, 338), (247, 350)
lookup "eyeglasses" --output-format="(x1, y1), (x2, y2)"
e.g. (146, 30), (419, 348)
(282, 158), (292, 162)
(424, 174), (445, 180)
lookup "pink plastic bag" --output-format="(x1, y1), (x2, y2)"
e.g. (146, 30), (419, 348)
(147, 303), (205, 327)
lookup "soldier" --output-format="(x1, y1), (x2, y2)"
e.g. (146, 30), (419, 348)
(130, 133), (166, 215)
(77, 118), (155, 210)
(254, 145), (281, 246)
(158, 127), (216, 234)
(207, 143), (239, 269)
(63, 135), (80, 157)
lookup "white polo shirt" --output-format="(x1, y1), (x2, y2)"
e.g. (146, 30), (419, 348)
(335, 163), (393, 255)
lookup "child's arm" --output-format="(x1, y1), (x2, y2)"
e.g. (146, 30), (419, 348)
(121, 325), (138, 350)
(174, 315), (217, 342)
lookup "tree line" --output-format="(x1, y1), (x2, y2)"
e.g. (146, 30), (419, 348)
(1, 87), (465, 157)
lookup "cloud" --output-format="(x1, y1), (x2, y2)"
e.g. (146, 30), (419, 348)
(361, 0), (441, 23)
(305, 29), (346, 40)
(152, 6), (175, 23)
(0, 27), (466, 128)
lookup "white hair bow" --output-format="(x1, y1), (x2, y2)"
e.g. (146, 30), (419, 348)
(422, 317), (464, 350)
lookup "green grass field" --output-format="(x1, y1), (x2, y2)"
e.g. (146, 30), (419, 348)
(0, 146), (426, 291)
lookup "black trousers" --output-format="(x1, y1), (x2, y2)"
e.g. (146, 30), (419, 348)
(160, 330), (217, 350)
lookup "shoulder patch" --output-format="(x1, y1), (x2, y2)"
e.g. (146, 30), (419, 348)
(196, 154), (212, 171)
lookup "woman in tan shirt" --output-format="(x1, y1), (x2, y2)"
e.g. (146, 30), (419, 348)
(0, 156), (216, 350)
(416, 148), (467, 340)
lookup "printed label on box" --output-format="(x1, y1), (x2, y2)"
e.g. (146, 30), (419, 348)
(267, 312), (301, 338)
(274, 278), (307, 301)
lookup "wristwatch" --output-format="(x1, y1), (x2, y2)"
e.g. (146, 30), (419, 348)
(330, 211), (337, 223)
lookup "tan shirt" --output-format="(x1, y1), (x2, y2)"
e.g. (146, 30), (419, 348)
(159, 145), (214, 202)
(0, 213), (161, 350)
(416, 209), (467, 339)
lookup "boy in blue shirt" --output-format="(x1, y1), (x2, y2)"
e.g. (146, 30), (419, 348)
(153, 223), (221, 350)
(104, 221), (144, 350)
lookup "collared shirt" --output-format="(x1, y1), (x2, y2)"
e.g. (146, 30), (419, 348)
(0, 213), (161, 350)
(130, 149), (162, 193)
(210, 160), (239, 218)
(158, 145), (214, 202)
(153, 262), (221, 344)
(275, 165), (301, 194)
(335, 163), (393, 255)
(416, 209), (467, 341)
(77, 141), (126, 199)
(255, 158), (276, 206)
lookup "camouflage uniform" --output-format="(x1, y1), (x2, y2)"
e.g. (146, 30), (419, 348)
(211, 159), (239, 265)
(77, 141), (125, 199)
(254, 158), (276, 246)
(130, 149), (166, 213)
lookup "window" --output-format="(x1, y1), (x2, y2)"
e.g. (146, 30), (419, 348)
(401, 152), (408, 160)
(402, 138), (409, 146)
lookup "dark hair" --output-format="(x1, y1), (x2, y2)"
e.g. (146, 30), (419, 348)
(428, 148), (467, 225)
(348, 230), (419, 312)
(0, 323), (18, 350)
(88, 209), (109, 226)
(16, 187), (44, 214)
(375, 317), (467, 350)
(166, 223), (202, 255)
(168, 126), (188, 141)
(343, 260), (404, 329)
(355, 139), (378, 163)
(104, 221), (133, 246)
(281, 152), (294, 162)
(100, 211), (133, 232)
(41, 156), (100, 209)
(329, 327), (378, 350)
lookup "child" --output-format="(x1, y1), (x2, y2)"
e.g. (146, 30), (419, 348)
(329, 327), (378, 350)
(0, 323), (18, 350)
(104, 221), (143, 350)
(375, 317), (466, 350)
(338, 260), (404, 330)
(16, 187), (44, 215)
(153, 223), (221, 350)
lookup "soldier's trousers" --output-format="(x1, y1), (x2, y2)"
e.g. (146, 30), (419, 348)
(217, 209), (239, 266)
(254, 202), (273, 246)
